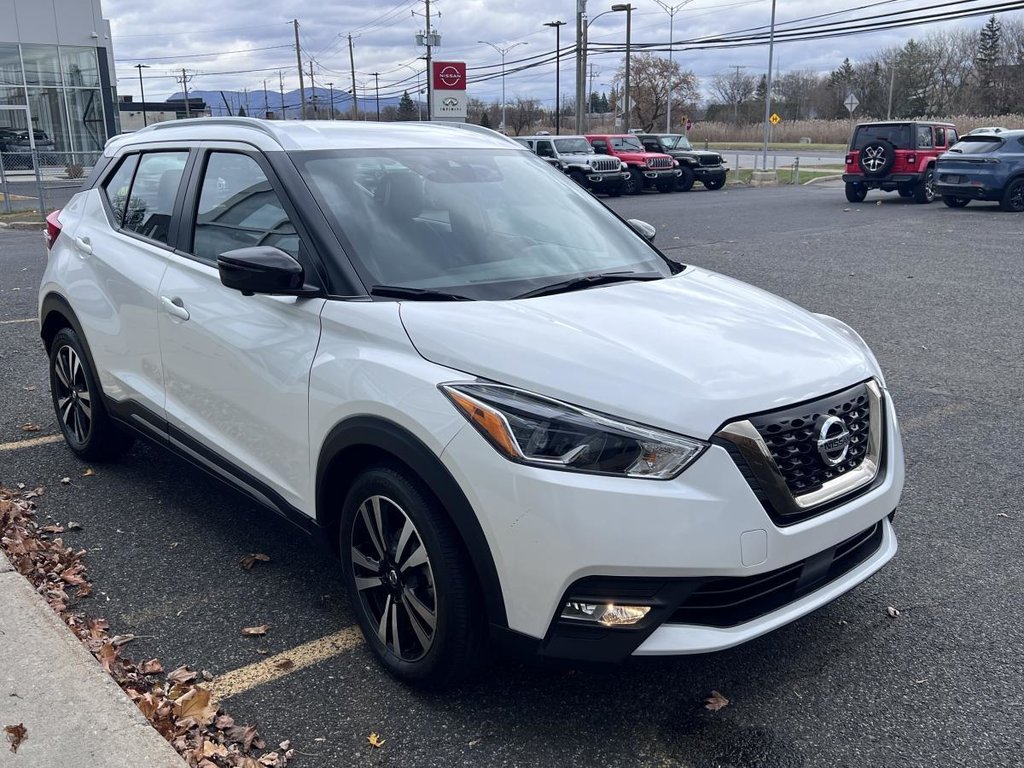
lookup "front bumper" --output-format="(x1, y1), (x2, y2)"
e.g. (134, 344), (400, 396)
(642, 168), (680, 182)
(441, 387), (905, 660)
(586, 171), (629, 187)
(694, 166), (727, 181)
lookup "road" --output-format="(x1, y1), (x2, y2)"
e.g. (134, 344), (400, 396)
(1, 184), (1022, 767)
(714, 149), (846, 171)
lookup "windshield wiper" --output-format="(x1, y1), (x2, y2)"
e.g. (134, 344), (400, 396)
(514, 271), (663, 300)
(370, 285), (472, 301)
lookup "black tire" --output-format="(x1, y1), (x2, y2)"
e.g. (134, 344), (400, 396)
(340, 465), (485, 688)
(845, 183), (868, 203)
(569, 170), (587, 188)
(48, 327), (134, 461)
(942, 195), (970, 208)
(624, 167), (644, 195)
(858, 140), (895, 177)
(676, 166), (695, 192)
(656, 180), (674, 193)
(913, 167), (936, 204)
(897, 185), (914, 198)
(703, 175), (726, 191)
(999, 178), (1024, 212)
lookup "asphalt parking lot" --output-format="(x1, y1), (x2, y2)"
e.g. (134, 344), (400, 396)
(1, 182), (1022, 767)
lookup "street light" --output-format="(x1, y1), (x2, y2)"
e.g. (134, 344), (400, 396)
(543, 21), (566, 134)
(611, 4), (634, 132)
(478, 40), (528, 132)
(134, 64), (150, 126)
(652, 0), (692, 132)
(579, 5), (631, 133)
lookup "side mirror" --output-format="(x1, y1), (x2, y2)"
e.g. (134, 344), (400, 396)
(627, 219), (656, 243)
(217, 246), (319, 297)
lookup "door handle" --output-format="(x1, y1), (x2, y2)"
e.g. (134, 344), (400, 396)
(160, 295), (190, 321)
(74, 236), (93, 255)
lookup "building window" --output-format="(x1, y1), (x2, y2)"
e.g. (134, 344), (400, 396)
(60, 47), (100, 89)
(21, 45), (62, 87)
(65, 89), (104, 153)
(0, 45), (22, 86)
(26, 87), (69, 151)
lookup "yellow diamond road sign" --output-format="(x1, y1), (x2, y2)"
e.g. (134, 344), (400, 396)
(770, 113), (781, 125)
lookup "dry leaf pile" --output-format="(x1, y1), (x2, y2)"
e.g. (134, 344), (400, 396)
(0, 485), (295, 768)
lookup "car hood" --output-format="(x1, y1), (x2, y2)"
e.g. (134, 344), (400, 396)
(561, 152), (602, 163)
(399, 267), (877, 438)
(675, 149), (722, 161)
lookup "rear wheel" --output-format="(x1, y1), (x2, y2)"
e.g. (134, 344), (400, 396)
(704, 175), (726, 191)
(48, 327), (133, 461)
(623, 167), (644, 195)
(942, 195), (970, 208)
(340, 466), (485, 687)
(999, 178), (1024, 212)
(676, 166), (695, 192)
(897, 184), (914, 198)
(845, 183), (868, 203)
(913, 167), (936, 204)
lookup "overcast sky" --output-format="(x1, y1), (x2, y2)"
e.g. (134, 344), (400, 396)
(104, 0), (1024, 104)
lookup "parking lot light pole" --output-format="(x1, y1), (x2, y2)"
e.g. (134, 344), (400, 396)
(652, 0), (691, 133)
(761, 0), (777, 170)
(611, 4), (634, 132)
(544, 21), (566, 134)
(478, 40), (528, 132)
(134, 64), (150, 126)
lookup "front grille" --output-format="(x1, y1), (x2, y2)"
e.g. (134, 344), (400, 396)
(668, 521), (884, 628)
(749, 383), (871, 496)
(590, 157), (619, 172)
(647, 156), (672, 169)
(699, 155), (722, 166)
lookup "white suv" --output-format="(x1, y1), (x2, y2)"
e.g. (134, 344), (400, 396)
(39, 118), (904, 686)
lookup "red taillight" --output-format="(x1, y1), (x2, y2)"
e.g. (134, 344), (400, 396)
(45, 210), (62, 250)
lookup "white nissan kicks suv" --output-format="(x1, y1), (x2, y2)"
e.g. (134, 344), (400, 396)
(39, 118), (904, 686)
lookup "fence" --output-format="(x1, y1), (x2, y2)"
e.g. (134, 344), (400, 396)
(0, 150), (99, 217)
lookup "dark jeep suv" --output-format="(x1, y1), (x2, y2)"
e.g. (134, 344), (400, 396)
(637, 134), (727, 191)
(843, 121), (957, 204)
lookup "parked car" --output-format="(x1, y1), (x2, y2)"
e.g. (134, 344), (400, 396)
(0, 128), (59, 170)
(935, 129), (1024, 212)
(585, 133), (680, 194)
(635, 133), (728, 191)
(842, 120), (957, 204)
(966, 126), (1006, 135)
(40, 117), (904, 687)
(519, 135), (629, 196)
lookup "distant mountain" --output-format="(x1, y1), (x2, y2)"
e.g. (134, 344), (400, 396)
(167, 87), (418, 118)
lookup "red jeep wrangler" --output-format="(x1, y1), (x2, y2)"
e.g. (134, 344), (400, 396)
(586, 134), (679, 195)
(843, 121), (958, 204)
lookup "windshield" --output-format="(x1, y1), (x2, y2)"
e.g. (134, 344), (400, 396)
(852, 124), (913, 150)
(295, 149), (673, 300)
(947, 136), (1004, 154)
(659, 135), (693, 151)
(610, 136), (644, 152)
(554, 138), (592, 154)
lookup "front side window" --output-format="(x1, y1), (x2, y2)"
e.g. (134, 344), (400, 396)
(192, 152), (299, 263)
(123, 151), (189, 245)
(102, 153), (138, 228)
(590, 139), (608, 153)
(535, 141), (555, 158)
(296, 148), (674, 301)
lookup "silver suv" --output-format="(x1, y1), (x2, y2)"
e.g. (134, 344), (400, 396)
(519, 135), (628, 196)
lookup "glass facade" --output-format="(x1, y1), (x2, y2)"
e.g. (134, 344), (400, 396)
(0, 44), (109, 154)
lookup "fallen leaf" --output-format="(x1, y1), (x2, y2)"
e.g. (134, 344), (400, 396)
(174, 686), (217, 726)
(278, 740), (291, 751)
(82, 468), (95, 477)
(60, 477), (71, 485)
(241, 624), (269, 637)
(240, 553), (271, 570)
(167, 665), (198, 685)
(258, 753), (281, 766)
(202, 740), (229, 758)
(110, 634), (136, 647)
(40, 524), (65, 533)
(5, 723), (27, 753)
(67, 520), (82, 530)
(705, 690), (730, 711)
(886, 606), (900, 618)
(140, 658), (164, 675)
(273, 658), (295, 672)
(368, 732), (386, 748)
(20, 423), (41, 433)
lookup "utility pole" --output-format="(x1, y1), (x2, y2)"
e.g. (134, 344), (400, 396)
(612, 4), (634, 132)
(425, 0), (433, 118)
(278, 70), (286, 119)
(887, 65), (895, 119)
(309, 60), (316, 117)
(544, 21), (566, 134)
(348, 34), (359, 119)
(373, 73), (381, 120)
(134, 64), (149, 126)
(730, 65), (746, 123)
(293, 19), (306, 119)
(326, 82), (334, 119)
(760, 0), (777, 170)
(263, 79), (269, 118)
(179, 69), (192, 117)
(575, 0), (587, 134)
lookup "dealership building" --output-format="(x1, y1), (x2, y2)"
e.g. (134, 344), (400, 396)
(0, 0), (119, 156)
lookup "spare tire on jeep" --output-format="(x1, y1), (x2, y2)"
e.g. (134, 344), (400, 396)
(858, 140), (895, 177)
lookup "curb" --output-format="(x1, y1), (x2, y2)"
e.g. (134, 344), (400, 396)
(803, 174), (844, 185)
(0, 549), (187, 767)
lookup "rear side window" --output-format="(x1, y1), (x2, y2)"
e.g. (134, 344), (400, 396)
(192, 152), (299, 263)
(102, 154), (138, 228)
(934, 127), (946, 147)
(123, 152), (189, 245)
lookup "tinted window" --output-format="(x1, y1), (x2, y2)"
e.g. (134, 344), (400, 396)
(852, 125), (912, 150)
(947, 136), (1004, 154)
(535, 141), (555, 157)
(123, 152), (189, 244)
(192, 152), (299, 263)
(591, 139), (608, 153)
(934, 127), (945, 147)
(102, 154), (138, 228)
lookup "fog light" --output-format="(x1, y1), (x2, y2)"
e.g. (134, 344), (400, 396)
(561, 601), (651, 626)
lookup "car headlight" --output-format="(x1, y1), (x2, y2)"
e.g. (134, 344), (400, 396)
(441, 383), (706, 479)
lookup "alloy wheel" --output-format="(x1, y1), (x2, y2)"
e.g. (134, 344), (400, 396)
(350, 495), (437, 662)
(1008, 181), (1024, 212)
(53, 345), (92, 444)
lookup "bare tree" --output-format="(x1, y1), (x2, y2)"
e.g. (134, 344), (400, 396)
(710, 69), (757, 123)
(507, 97), (543, 135)
(613, 53), (699, 131)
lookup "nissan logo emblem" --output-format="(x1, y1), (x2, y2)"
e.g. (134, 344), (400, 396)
(439, 66), (462, 88)
(816, 415), (851, 467)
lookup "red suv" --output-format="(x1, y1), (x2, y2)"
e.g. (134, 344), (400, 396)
(843, 121), (958, 204)
(586, 134), (679, 195)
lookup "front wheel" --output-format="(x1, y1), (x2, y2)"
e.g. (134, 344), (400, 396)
(656, 180), (674, 193)
(999, 178), (1024, 212)
(605, 184), (623, 197)
(942, 195), (970, 209)
(845, 183), (868, 203)
(913, 168), (936, 204)
(703, 175), (726, 191)
(340, 466), (485, 687)
(676, 166), (695, 192)
(624, 167), (644, 195)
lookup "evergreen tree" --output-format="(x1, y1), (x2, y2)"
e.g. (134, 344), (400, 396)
(397, 91), (417, 121)
(754, 74), (768, 103)
(976, 15), (1002, 113)
(480, 111), (492, 129)
(237, 104), (247, 117)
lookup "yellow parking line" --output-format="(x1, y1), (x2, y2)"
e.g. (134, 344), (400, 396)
(0, 434), (63, 452)
(0, 318), (36, 325)
(208, 626), (364, 701)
